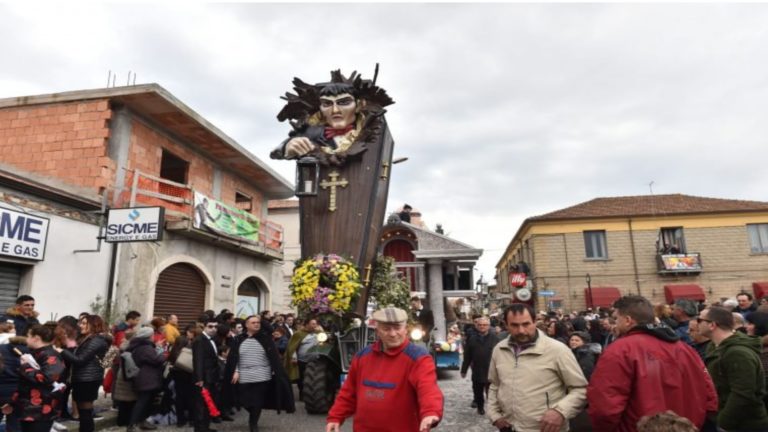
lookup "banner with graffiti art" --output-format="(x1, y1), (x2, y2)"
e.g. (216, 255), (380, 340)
(192, 192), (260, 242)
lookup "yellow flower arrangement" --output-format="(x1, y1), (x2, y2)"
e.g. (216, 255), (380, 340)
(290, 254), (362, 316)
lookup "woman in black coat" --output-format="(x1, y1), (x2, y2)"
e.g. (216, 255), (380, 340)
(125, 326), (166, 432)
(167, 324), (198, 427)
(568, 331), (601, 381)
(227, 315), (294, 432)
(60, 314), (109, 432)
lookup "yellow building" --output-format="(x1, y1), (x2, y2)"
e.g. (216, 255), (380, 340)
(496, 194), (768, 311)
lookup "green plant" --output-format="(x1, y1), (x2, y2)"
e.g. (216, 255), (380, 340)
(369, 255), (411, 312)
(89, 294), (122, 326)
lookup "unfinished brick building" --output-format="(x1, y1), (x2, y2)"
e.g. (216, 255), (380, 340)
(0, 84), (293, 323)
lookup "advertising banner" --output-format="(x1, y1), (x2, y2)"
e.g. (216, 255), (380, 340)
(0, 207), (49, 261)
(106, 207), (164, 242)
(192, 192), (260, 243)
(660, 254), (702, 271)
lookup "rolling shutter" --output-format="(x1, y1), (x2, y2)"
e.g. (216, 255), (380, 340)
(153, 263), (206, 327)
(0, 262), (22, 312)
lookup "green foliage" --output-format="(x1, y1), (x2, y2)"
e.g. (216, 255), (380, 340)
(369, 255), (411, 311)
(89, 294), (122, 326)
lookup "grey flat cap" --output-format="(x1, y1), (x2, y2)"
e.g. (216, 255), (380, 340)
(372, 307), (408, 323)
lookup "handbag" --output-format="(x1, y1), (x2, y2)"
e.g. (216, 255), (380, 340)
(174, 347), (193, 373)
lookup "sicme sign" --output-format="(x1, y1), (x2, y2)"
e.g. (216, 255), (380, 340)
(0, 207), (49, 261)
(106, 207), (164, 243)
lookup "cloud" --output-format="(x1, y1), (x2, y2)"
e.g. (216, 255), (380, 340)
(2, 3), (768, 278)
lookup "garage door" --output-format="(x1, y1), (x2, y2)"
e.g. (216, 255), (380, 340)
(0, 262), (22, 312)
(153, 263), (206, 327)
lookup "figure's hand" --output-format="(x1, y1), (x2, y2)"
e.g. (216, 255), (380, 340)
(231, 371), (239, 385)
(285, 137), (315, 158)
(1, 404), (12, 415)
(460, 372), (466, 379)
(493, 419), (512, 430)
(195, 381), (204, 388)
(419, 415), (439, 431)
(326, 422), (340, 432)
(540, 409), (564, 432)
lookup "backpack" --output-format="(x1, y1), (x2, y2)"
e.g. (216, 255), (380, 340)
(120, 351), (140, 380)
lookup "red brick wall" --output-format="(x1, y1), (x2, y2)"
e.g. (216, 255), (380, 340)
(127, 119), (263, 215)
(0, 100), (114, 190)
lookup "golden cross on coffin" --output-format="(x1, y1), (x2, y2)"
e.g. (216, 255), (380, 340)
(319, 170), (349, 212)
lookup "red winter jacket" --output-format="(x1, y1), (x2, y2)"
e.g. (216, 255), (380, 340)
(587, 326), (718, 432)
(327, 340), (444, 431)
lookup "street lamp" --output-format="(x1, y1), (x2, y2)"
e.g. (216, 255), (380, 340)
(586, 273), (594, 310)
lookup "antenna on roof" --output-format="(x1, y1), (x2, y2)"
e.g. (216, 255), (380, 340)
(106, 70), (112, 88)
(648, 181), (655, 195)
(127, 71), (132, 86)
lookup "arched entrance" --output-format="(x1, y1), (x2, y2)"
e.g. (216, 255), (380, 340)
(236, 277), (268, 319)
(154, 263), (206, 326)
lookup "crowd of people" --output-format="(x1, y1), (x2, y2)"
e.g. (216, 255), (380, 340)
(457, 291), (768, 431)
(3, 289), (768, 432)
(0, 297), (307, 432)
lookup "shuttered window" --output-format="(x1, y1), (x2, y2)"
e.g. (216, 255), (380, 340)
(0, 262), (22, 312)
(153, 263), (206, 327)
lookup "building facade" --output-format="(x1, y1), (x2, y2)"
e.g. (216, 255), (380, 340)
(496, 194), (768, 312)
(0, 84), (293, 324)
(266, 199), (300, 313)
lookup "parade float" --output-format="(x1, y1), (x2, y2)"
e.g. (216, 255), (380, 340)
(271, 67), (395, 413)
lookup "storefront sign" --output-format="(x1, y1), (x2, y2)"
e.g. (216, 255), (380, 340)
(192, 192), (260, 243)
(0, 207), (49, 261)
(106, 207), (164, 242)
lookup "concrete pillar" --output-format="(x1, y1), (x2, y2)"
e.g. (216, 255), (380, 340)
(427, 259), (447, 342)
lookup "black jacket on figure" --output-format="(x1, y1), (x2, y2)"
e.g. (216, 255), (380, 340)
(127, 337), (165, 392)
(61, 333), (109, 383)
(226, 330), (295, 414)
(0, 338), (28, 401)
(192, 334), (220, 385)
(460, 331), (497, 383)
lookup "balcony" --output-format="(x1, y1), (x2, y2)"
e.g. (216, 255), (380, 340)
(657, 253), (702, 275)
(117, 168), (284, 259)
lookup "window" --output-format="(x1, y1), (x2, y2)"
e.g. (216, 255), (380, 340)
(235, 191), (252, 212)
(747, 224), (768, 253)
(659, 227), (686, 254)
(583, 230), (608, 259)
(160, 150), (189, 184)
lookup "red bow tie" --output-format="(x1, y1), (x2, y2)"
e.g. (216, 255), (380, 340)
(324, 125), (354, 139)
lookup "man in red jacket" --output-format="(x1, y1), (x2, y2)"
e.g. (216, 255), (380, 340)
(587, 295), (718, 432)
(326, 307), (443, 432)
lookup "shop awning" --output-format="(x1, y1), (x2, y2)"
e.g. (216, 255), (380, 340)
(584, 287), (622, 309)
(664, 284), (706, 304)
(753, 282), (768, 300)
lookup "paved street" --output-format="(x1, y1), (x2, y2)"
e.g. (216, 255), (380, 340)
(100, 369), (493, 432)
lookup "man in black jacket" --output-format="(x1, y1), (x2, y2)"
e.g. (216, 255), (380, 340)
(193, 318), (221, 432)
(460, 316), (496, 415)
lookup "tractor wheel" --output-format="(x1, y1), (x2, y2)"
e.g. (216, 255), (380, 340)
(303, 357), (338, 414)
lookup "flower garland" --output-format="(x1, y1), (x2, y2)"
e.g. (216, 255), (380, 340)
(290, 254), (362, 316)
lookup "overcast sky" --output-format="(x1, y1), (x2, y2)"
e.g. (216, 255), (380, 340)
(2, 3), (768, 281)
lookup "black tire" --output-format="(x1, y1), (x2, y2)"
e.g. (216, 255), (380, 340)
(303, 357), (339, 414)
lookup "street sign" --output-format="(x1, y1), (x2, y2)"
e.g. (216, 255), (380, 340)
(538, 290), (556, 297)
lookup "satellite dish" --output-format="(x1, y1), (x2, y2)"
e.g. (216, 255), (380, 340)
(516, 288), (532, 302)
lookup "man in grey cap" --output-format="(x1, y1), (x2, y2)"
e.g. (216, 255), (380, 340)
(326, 307), (443, 432)
(672, 299), (698, 346)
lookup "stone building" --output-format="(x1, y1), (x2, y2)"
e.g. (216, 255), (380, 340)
(381, 215), (482, 341)
(496, 194), (768, 311)
(0, 84), (293, 324)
